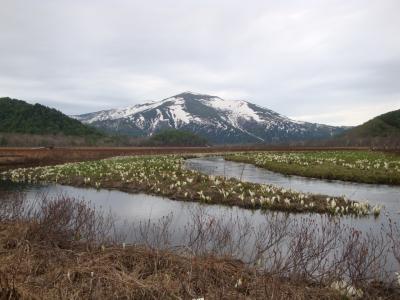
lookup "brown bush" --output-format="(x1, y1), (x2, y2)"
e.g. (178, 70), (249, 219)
(26, 195), (115, 248)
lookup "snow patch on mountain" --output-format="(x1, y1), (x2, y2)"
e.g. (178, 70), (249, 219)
(200, 97), (262, 123)
(76, 99), (170, 123)
(167, 97), (193, 125)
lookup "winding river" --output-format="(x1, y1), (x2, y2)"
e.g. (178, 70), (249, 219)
(1, 156), (400, 276)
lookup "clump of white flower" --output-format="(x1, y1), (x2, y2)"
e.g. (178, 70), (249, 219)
(330, 280), (363, 299)
(395, 272), (400, 286)
(372, 205), (382, 217)
(234, 278), (243, 288)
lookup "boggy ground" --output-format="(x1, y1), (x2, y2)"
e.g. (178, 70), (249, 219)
(0, 222), (345, 300)
(225, 150), (400, 185)
(2, 155), (377, 216)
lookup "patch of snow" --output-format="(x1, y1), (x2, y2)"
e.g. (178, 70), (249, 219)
(201, 98), (262, 123)
(288, 118), (306, 125)
(135, 114), (146, 129)
(167, 97), (192, 125)
(80, 98), (172, 123)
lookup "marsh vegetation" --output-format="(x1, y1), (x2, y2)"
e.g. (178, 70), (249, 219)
(2, 155), (378, 216)
(1, 150), (399, 299)
(225, 151), (400, 185)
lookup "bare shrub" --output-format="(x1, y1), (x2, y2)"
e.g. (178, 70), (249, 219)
(339, 228), (389, 285)
(386, 217), (400, 287)
(0, 192), (116, 248)
(128, 207), (397, 291)
(0, 191), (26, 222)
(30, 195), (116, 248)
(134, 213), (175, 250)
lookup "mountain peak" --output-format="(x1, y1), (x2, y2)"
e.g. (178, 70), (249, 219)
(74, 93), (346, 144)
(171, 91), (220, 101)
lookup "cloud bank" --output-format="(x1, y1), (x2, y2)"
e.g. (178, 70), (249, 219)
(0, 0), (399, 125)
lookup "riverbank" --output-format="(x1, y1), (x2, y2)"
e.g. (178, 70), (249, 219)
(225, 151), (400, 185)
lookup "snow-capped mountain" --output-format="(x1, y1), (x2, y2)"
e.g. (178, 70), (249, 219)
(73, 92), (347, 144)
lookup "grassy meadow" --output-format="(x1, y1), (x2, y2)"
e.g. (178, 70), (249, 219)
(225, 150), (400, 185)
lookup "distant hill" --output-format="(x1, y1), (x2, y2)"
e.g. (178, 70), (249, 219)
(327, 109), (400, 148)
(0, 97), (102, 137)
(342, 109), (400, 138)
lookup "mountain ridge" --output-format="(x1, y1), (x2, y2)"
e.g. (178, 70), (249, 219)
(74, 92), (348, 144)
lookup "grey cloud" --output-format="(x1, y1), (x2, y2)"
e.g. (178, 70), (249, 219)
(0, 0), (399, 125)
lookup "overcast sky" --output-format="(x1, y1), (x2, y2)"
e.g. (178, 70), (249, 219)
(1, 0), (399, 126)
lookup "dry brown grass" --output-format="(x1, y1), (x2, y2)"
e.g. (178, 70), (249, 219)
(0, 146), (370, 170)
(0, 221), (345, 300)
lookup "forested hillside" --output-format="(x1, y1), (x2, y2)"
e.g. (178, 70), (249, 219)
(0, 97), (102, 136)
